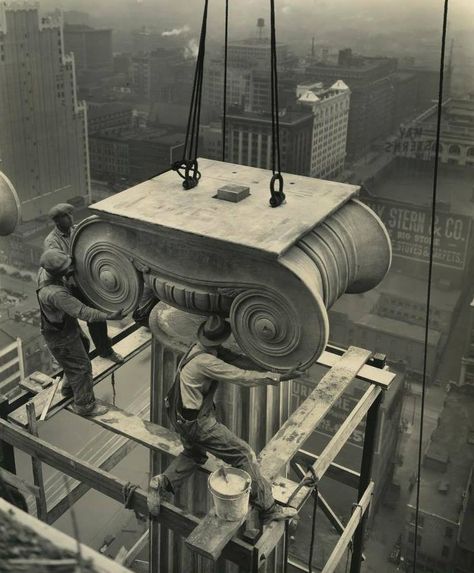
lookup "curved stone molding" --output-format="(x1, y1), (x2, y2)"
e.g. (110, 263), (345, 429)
(71, 196), (391, 371)
(71, 217), (144, 314)
(0, 171), (20, 236)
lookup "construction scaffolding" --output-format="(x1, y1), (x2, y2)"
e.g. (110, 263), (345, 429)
(0, 316), (395, 573)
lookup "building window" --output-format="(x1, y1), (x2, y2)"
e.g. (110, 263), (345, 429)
(449, 144), (461, 155)
(441, 545), (450, 558)
(445, 526), (453, 539)
(408, 531), (422, 546)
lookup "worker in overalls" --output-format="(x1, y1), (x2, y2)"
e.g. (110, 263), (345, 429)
(37, 249), (124, 416)
(147, 315), (303, 524)
(44, 203), (123, 363)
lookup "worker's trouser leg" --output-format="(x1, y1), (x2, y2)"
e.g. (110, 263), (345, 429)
(164, 415), (275, 513)
(47, 333), (95, 413)
(87, 320), (112, 357)
(132, 285), (159, 325)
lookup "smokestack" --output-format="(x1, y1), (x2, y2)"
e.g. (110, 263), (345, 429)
(257, 17), (264, 41)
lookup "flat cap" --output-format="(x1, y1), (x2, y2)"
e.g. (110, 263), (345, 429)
(40, 249), (72, 275)
(48, 203), (74, 220)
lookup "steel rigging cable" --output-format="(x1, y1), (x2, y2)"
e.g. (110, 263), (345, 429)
(172, 0), (209, 189)
(222, 0), (229, 162)
(412, 1), (449, 571)
(268, 0), (286, 208)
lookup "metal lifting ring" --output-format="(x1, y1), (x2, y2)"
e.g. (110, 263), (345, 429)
(269, 173), (286, 208)
(183, 159), (201, 190)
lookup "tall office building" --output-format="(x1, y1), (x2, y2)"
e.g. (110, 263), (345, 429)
(297, 80), (351, 179)
(0, 4), (89, 222)
(63, 24), (113, 72)
(0, 3), (89, 221)
(306, 49), (397, 160)
(225, 108), (314, 176)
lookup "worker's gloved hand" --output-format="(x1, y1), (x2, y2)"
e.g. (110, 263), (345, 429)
(107, 308), (125, 321)
(280, 363), (305, 382)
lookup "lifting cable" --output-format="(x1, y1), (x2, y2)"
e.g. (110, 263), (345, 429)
(222, 0), (229, 162)
(172, 0), (209, 190)
(412, 1), (449, 572)
(268, 0), (285, 208)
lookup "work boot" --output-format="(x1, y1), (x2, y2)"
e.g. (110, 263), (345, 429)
(101, 350), (124, 364)
(147, 474), (172, 516)
(71, 403), (109, 417)
(261, 504), (298, 525)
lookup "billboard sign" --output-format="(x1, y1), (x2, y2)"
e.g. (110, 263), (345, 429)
(363, 197), (472, 271)
(290, 380), (365, 449)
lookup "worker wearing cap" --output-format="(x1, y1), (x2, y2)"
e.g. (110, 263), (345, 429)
(37, 249), (125, 416)
(148, 315), (304, 524)
(44, 203), (123, 363)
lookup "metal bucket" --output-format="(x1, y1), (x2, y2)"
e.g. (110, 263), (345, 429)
(208, 468), (251, 521)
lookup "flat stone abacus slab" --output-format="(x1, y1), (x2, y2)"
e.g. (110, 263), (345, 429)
(89, 158), (359, 258)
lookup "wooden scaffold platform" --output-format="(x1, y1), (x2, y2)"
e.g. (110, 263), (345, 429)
(0, 315), (395, 573)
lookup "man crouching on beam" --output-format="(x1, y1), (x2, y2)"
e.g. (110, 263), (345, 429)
(147, 315), (304, 524)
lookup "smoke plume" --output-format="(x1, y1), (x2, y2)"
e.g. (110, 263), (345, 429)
(184, 38), (199, 59)
(162, 24), (190, 37)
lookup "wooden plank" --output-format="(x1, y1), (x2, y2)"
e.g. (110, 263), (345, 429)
(26, 403), (48, 521)
(121, 530), (149, 567)
(321, 482), (374, 573)
(311, 385), (382, 482)
(0, 498), (135, 573)
(185, 509), (247, 561)
(46, 435), (138, 524)
(318, 347), (394, 388)
(0, 419), (254, 569)
(0, 468), (40, 498)
(8, 328), (151, 427)
(78, 399), (183, 456)
(259, 347), (372, 481)
(75, 399), (304, 507)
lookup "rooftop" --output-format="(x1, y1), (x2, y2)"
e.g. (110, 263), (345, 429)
(408, 384), (474, 524)
(377, 272), (461, 313)
(87, 102), (133, 119)
(0, 318), (42, 344)
(227, 108), (314, 126)
(355, 313), (441, 347)
(90, 127), (185, 145)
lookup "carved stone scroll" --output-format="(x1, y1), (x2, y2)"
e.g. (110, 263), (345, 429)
(0, 171), (20, 236)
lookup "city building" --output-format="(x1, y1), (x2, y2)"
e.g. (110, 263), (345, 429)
(131, 48), (190, 103)
(87, 102), (133, 135)
(459, 297), (474, 386)
(227, 35), (290, 71)
(297, 79), (350, 179)
(403, 384), (474, 573)
(327, 266), (464, 384)
(305, 49), (398, 159)
(224, 108), (314, 176)
(0, 4), (90, 222)
(0, 335), (24, 396)
(63, 24), (113, 72)
(390, 96), (474, 167)
(89, 127), (184, 184)
(201, 122), (223, 161)
(389, 71), (419, 130)
(291, 362), (404, 520)
(204, 61), (251, 115)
